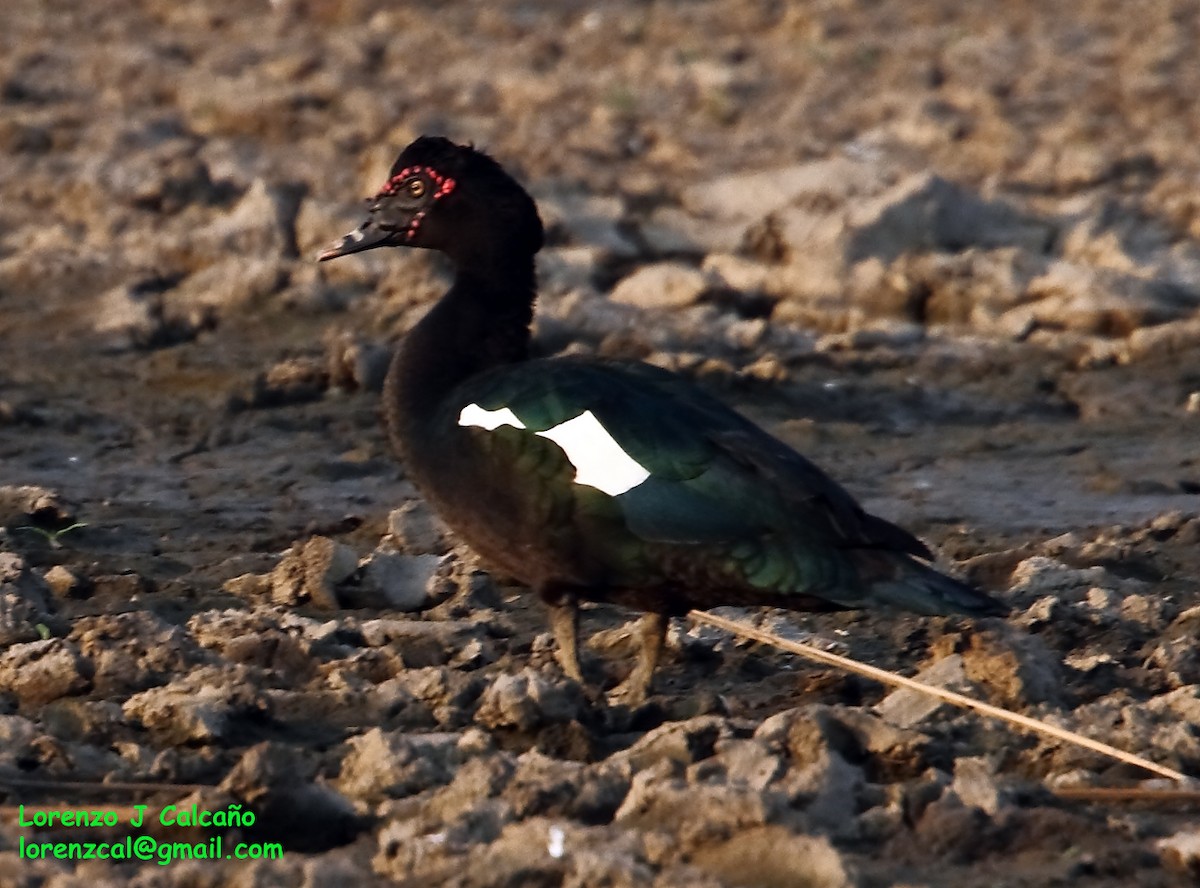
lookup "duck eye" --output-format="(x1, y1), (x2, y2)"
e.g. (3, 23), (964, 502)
(406, 178), (426, 198)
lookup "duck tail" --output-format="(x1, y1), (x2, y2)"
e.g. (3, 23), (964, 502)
(859, 552), (1009, 618)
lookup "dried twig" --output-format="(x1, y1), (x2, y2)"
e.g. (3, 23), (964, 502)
(689, 609), (1187, 783)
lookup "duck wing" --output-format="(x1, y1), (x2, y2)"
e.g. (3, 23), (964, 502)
(443, 358), (1003, 616)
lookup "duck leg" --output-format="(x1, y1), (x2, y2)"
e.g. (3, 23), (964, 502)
(543, 588), (584, 684)
(609, 611), (667, 706)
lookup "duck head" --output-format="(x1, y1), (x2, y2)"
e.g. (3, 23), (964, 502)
(318, 136), (544, 268)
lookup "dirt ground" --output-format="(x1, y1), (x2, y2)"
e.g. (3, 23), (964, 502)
(2, 0), (1200, 885)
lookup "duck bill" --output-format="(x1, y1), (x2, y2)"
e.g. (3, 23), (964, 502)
(317, 221), (398, 262)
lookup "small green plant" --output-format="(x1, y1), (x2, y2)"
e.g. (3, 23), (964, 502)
(15, 522), (88, 549)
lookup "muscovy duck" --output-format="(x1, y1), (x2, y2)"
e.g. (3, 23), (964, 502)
(318, 136), (1007, 702)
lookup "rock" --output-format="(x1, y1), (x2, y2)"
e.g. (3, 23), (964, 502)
(170, 256), (291, 313)
(614, 715), (730, 772)
(275, 264), (346, 314)
(783, 745), (865, 835)
(747, 216), (847, 301)
(827, 707), (930, 775)
(609, 263), (709, 311)
(1004, 261), (1197, 337)
(122, 667), (268, 744)
(188, 178), (306, 259)
(299, 854), (379, 886)
(106, 145), (226, 214)
(40, 699), (124, 744)
(551, 288), (647, 346)
(357, 619), (483, 669)
(0, 226), (117, 309)
(537, 246), (604, 295)
(1064, 651), (1119, 675)
(372, 818), (458, 884)
(724, 317), (770, 351)
(90, 278), (198, 350)
(713, 739), (785, 791)
(474, 669), (584, 732)
(71, 611), (201, 696)
(326, 333), (392, 392)
(701, 253), (774, 294)
(187, 609), (315, 678)
(1121, 594), (1172, 631)
(239, 356), (330, 409)
(614, 764), (780, 841)
(1144, 638), (1200, 689)
(1016, 595), (1062, 630)
(1018, 142), (1119, 193)
(381, 816), (574, 888)
(94, 261), (288, 351)
(754, 705), (861, 764)
(222, 572), (273, 601)
(0, 639), (89, 706)
(959, 628), (1066, 708)
(748, 705), (870, 833)
(270, 536), (358, 609)
(681, 156), (884, 222)
(418, 753), (515, 835)
(846, 172), (1054, 262)
(688, 825), (853, 888)
(816, 320), (926, 352)
(557, 828), (656, 887)
(500, 751), (630, 823)
(909, 792), (991, 862)
(1007, 556), (1115, 598)
(738, 353), (789, 383)
(0, 485), (72, 528)
(535, 188), (639, 258)
(357, 550), (443, 612)
(951, 756), (1006, 815)
(386, 502), (448, 555)
(1085, 586), (1121, 612)
(1158, 829), (1200, 877)
(865, 248), (1041, 330)
(90, 571), (154, 600)
(1145, 686), (1200, 727)
(42, 565), (88, 599)
(220, 742), (364, 851)
(0, 552), (53, 646)
(876, 654), (978, 728)
(1123, 316), (1200, 363)
(336, 728), (461, 803)
(396, 666), (487, 730)
(0, 714), (42, 764)
(641, 205), (746, 255)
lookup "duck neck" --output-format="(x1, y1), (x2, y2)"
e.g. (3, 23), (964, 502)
(384, 258), (536, 450)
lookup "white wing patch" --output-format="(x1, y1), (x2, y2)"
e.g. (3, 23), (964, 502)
(459, 403), (650, 496)
(535, 410), (650, 496)
(458, 403), (527, 431)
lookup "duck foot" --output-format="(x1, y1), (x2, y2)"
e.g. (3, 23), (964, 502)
(604, 611), (667, 707)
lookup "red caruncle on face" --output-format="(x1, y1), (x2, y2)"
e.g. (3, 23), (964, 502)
(377, 165), (457, 199)
(373, 165), (457, 240)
